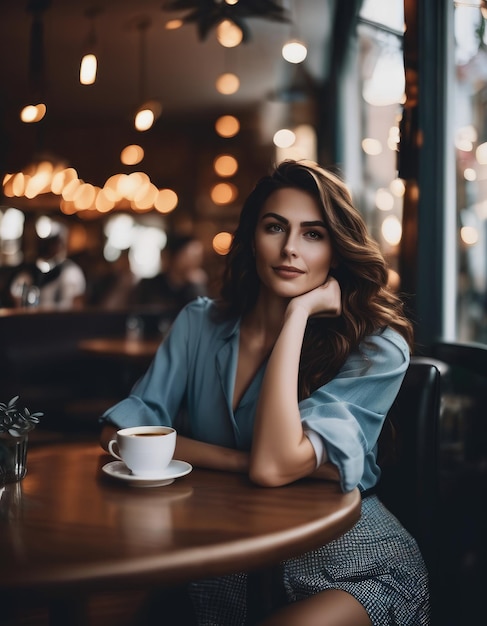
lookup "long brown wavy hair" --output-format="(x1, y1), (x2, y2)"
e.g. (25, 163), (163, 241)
(218, 159), (413, 400)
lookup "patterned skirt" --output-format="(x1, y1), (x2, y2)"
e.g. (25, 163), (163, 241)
(188, 495), (431, 626)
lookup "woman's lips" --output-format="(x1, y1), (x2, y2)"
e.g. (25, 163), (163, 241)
(272, 266), (305, 279)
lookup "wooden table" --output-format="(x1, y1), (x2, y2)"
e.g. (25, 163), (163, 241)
(0, 440), (361, 623)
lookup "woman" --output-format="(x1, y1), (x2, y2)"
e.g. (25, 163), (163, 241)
(100, 160), (430, 626)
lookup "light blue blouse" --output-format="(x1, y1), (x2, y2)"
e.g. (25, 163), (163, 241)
(101, 297), (410, 493)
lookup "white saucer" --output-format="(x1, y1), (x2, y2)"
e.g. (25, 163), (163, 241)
(102, 459), (193, 488)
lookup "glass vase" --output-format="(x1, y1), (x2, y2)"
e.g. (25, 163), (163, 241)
(0, 434), (28, 485)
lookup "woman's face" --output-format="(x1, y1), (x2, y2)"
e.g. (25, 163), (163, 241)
(253, 187), (334, 299)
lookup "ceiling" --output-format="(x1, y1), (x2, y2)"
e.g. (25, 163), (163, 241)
(0, 0), (335, 132)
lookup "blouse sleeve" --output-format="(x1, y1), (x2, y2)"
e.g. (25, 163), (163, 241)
(299, 328), (410, 492)
(100, 304), (194, 429)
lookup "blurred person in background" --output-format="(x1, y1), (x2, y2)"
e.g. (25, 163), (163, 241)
(133, 234), (208, 313)
(9, 222), (86, 309)
(89, 249), (139, 310)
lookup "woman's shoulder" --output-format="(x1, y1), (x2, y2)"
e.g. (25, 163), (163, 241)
(176, 297), (237, 334)
(360, 327), (410, 368)
(181, 296), (218, 318)
(336, 328), (409, 382)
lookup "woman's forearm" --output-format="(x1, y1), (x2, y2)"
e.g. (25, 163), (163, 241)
(175, 435), (249, 473)
(250, 305), (317, 486)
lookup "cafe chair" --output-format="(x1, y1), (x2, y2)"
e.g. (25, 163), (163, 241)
(431, 339), (487, 374)
(431, 340), (487, 466)
(377, 358), (442, 581)
(429, 341), (487, 625)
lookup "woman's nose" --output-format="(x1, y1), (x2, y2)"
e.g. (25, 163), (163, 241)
(281, 234), (298, 257)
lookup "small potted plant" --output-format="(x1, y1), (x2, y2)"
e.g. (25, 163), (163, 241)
(0, 396), (43, 484)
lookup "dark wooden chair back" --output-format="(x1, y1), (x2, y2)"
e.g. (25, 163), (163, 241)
(377, 358), (442, 571)
(428, 341), (487, 625)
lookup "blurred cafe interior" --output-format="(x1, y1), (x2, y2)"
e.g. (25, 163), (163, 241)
(3, 0), (487, 342)
(3, 0), (487, 341)
(1, 0), (487, 623)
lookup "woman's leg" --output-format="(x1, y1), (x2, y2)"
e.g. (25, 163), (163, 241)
(257, 589), (372, 626)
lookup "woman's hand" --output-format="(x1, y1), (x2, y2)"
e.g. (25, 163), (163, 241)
(288, 276), (342, 319)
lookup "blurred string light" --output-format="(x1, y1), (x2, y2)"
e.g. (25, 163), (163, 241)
(215, 114), (240, 137)
(21, 1), (49, 123)
(216, 19), (243, 47)
(211, 182), (238, 204)
(2, 161), (179, 216)
(79, 7), (102, 85)
(381, 215), (402, 246)
(389, 178), (405, 197)
(133, 17), (162, 132)
(164, 18), (183, 30)
(281, 0), (307, 63)
(460, 225), (479, 245)
(120, 144), (144, 166)
(79, 54), (97, 85)
(455, 125), (477, 151)
(20, 103), (46, 123)
(273, 128), (295, 148)
(155, 188), (178, 213)
(216, 72), (240, 95)
(475, 141), (487, 164)
(213, 154), (238, 176)
(275, 124), (317, 162)
(135, 99), (162, 132)
(362, 138), (383, 155)
(212, 231), (233, 255)
(282, 39), (307, 63)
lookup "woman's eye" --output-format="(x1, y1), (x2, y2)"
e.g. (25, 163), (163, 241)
(265, 223), (284, 233)
(305, 230), (323, 240)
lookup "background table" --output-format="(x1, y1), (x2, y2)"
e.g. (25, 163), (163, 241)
(0, 440), (361, 623)
(78, 337), (161, 363)
(78, 337), (161, 394)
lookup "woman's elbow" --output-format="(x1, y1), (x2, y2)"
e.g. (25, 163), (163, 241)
(249, 461), (288, 487)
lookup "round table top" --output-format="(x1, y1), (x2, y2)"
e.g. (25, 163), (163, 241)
(0, 439), (361, 598)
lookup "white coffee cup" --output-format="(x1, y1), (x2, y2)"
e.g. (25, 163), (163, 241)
(108, 426), (176, 477)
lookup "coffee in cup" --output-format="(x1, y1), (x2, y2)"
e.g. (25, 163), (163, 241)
(108, 426), (176, 476)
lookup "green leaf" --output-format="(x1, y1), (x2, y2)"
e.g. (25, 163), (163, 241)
(8, 396), (19, 408)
